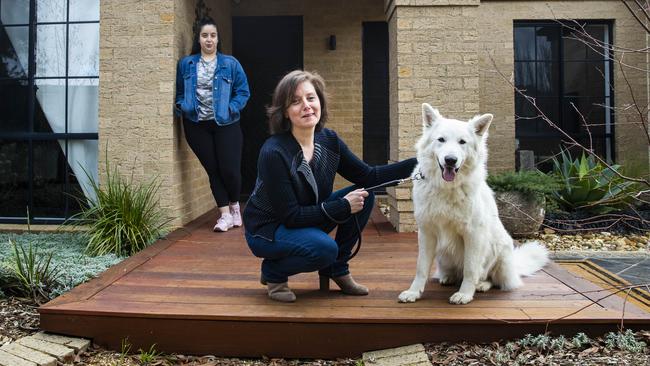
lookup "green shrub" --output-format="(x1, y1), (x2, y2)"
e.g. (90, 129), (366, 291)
(550, 149), (638, 213)
(73, 162), (171, 256)
(487, 170), (561, 204)
(3, 239), (60, 303)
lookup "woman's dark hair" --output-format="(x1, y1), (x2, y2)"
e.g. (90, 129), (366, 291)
(191, 17), (221, 55)
(267, 70), (329, 135)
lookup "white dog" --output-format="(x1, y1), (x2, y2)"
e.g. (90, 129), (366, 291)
(398, 103), (549, 305)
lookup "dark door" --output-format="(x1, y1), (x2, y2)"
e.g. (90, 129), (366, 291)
(362, 22), (389, 168)
(233, 16), (303, 196)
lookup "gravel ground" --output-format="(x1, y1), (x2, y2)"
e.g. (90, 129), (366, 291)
(535, 231), (649, 252)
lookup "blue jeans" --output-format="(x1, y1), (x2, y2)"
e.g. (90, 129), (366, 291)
(245, 185), (375, 283)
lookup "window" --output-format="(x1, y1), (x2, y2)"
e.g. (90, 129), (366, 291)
(513, 21), (613, 170)
(0, 0), (99, 223)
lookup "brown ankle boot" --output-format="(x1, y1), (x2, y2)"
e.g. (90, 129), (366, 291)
(332, 274), (368, 296)
(267, 282), (296, 302)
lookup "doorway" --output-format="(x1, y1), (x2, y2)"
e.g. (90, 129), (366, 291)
(232, 16), (303, 196)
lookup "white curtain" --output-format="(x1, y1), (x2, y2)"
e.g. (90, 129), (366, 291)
(2, 0), (99, 202)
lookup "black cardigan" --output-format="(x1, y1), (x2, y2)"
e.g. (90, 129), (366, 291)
(243, 128), (417, 241)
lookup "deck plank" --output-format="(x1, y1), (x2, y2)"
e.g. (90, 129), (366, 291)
(39, 207), (650, 358)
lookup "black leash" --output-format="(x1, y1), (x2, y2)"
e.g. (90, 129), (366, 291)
(344, 171), (425, 261)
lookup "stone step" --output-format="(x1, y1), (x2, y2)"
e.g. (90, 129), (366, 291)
(16, 337), (74, 363)
(0, 349), (37, 366)
(362, 343), (432, 366)
(31, 332), (90, 353)
(0, 343), (57, 366)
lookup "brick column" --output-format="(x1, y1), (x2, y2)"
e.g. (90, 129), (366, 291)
(99, 0), (198, 227)
(385, 0), (480, 232)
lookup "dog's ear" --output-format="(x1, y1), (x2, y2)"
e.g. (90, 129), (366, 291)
(470, 113), (493, 136)
(422, 103), (442, 128)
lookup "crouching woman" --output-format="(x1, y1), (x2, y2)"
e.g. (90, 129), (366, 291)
(243, 70), (417, 302)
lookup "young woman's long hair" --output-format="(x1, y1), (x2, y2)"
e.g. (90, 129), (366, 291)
(191, 16), (222, 55)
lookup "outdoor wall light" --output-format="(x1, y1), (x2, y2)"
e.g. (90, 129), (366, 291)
(328, 35), (336, 50)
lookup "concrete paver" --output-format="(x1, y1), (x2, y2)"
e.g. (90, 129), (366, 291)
(363, 344), (431, 366)
(16, 337), (74, 363)
(0, 343), (56, 366)
(32, 332), (90, 353)
(0, 349), (37, 366)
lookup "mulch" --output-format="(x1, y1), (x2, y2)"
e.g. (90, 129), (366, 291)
(1, 296), (648, 365)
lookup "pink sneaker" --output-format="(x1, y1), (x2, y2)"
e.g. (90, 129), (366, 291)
(230, 202), (242, 227)
(213, 212), (234, 232)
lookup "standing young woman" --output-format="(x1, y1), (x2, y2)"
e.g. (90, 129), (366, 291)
(243, 70), (417, 302)
(175, 17), (250, 232)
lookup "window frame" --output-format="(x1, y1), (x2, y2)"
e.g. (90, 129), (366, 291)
(513, 20), (615, 167)
(0, 0), (99, 224)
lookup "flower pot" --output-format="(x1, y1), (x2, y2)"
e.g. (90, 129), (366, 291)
(494, 191), (545, 237)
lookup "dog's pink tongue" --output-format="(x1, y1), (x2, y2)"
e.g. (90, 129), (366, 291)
(442, 167), (456, 182)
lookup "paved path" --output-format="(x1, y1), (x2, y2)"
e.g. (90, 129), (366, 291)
(552, 251), (650, 285)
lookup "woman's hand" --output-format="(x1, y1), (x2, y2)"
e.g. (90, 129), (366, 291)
(344, 189), (369, 214)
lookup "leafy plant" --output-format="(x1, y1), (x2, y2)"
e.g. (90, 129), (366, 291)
(5, 239), (60, 303)
(72, 160), (170, 256)
(604, 329), (647, 353)
(117, 337), (132, 366)
(138, 343), (160, 365)
(550, 149), (638, 213)
(488, 170), (561, 204)
(571, 332), (592, 348)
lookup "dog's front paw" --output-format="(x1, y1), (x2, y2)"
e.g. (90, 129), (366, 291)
(449, 291), (473, 304)
(398, 290), (421, 303)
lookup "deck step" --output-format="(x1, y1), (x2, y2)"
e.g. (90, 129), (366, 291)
(0, 343), (56, 366)
(362, 344), (432, 366)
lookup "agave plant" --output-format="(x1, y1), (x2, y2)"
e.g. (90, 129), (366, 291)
(550, 149), (637, 213)
(72, 160), (171, 257)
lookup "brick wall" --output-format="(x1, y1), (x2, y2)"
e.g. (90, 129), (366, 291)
(99, 0), (179, 224)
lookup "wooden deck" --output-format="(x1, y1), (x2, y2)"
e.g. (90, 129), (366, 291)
(39, 208), (650, 358)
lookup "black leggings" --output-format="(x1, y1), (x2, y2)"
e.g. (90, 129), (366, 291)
(183, 119), (242, 207)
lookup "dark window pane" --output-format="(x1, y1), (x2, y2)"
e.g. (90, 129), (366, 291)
(563, 61), (588, 97)
(564, 61), (607, 98)
(1, 25), (28, 79)
(32, 140), (66, 218)
(514, 26), (535, 61)
(0, 79), (29, 132)
(34, 78), (65, 133)
(535, 96), (559, 133)
(562, 97), (606, 136)
(585, 24), (607, 60)
(536, 26), (559, 61)
(0, 140), (28, 218)
(32, 139), (89, 219)
(514, 61), (536, 94)
(562, 29), (587, 61)
(536, 62), (559, 96)
(36, 0), (66, 23)
(1, 0), (29, 25)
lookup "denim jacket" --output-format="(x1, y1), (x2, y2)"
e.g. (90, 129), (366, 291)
(175, 53), (250, 125)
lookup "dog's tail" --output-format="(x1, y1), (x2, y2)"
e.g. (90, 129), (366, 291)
(513, 241), (549, 277)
